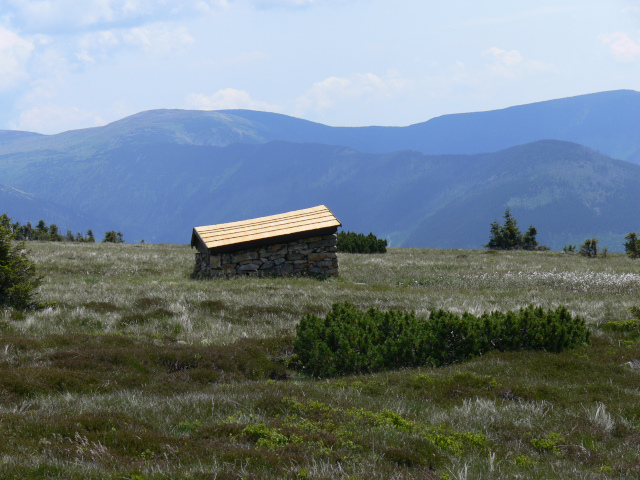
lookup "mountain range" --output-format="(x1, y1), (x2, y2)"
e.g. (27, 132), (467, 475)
(1, 89), (639, 251)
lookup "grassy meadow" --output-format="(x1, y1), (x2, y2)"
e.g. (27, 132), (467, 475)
(1, 242), (640, 479)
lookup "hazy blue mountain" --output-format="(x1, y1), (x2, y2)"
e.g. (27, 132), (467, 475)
(0, 130), (43, 146)
(1, 89), (639, 162)
(1, 90), (639, 249)
(0, 183), (104, 234)
(0, 138), (638, 251)
(216, 89), (640, 161)
(402, 141), (640, 250)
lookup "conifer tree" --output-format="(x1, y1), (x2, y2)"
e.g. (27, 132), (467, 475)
(485, 209), (540, 250)
(485, 220), (503, 249)
(102, 230), (124, 243)
(0, 214), (42, 310)
(624, 232), (640, 259)
(579, 238), (599, 257)
(523, 226), (539, 250)
(501, 209), (522, 249)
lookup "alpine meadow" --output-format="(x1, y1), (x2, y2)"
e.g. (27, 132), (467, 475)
(1, 241), (640, 479)
(2, 89), (640, 479)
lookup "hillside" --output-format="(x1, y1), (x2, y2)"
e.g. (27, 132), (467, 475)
(403, 141), (640, 250)
(0, 183), (104, 234)
(0, 138), (638, 250)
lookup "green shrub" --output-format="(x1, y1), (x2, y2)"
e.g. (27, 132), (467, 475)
(624, 232), (640, 259)
(337, 231), (387, 253)
(600, 305), (640, 333)
(294, 303), (590, 377)
(0, 215), (43, 310)
(579, 238), (599, 257)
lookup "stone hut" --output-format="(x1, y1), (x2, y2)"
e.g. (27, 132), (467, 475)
(191, 205), (341, 277)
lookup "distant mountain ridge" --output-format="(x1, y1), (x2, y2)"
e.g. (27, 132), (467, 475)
(1, 90), (639, 250)
(1, 89), (638, 161)
(1, 138), (638, 251)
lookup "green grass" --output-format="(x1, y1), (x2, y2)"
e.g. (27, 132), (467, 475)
(1, 243), (640, 478)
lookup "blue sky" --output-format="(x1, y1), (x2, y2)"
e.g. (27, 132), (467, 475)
(1, 0), (639, 134)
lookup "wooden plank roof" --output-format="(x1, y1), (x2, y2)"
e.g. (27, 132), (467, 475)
(191, 205), (341, 254)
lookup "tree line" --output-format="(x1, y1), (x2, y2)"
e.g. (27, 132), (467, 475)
(337, 231), (387, 254)
(0, 214), (123, 243)
(487, 208), (639, 259)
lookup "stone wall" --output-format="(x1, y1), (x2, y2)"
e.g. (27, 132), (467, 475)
(194, 233), (338, 277)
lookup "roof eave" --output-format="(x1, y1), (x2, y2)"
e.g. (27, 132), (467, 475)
(206, 225), (339, 255)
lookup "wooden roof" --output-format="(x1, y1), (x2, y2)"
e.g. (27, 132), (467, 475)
(191, 205), (341, 254)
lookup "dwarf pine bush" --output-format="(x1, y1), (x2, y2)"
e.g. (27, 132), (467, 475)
(337, 231), (387, 253)
(294, 302), (590, 377)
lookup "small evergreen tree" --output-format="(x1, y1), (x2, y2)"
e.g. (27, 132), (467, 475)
(624, 232), (640, 259)
(22, 222), (33, 241)
(0, 214), (43, 310)
(34, 219), (50, 241)
(579, 238), (599, 258)
(0, 214), (10, 229)
(522, 225), (539, 250)
(485, 220), (503, 249)
(103, 230), (124, 243)
(48, 223), (63, 241)
(485, 209), (541, 250)
(501, 209), (522, 249)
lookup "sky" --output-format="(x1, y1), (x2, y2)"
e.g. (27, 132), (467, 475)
(1, 0), (639, 134)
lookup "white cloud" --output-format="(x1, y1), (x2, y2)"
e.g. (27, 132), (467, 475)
(6, 0), (228, 32)
(245, 0), (353, 9)
(186, 88), (282, 111)
(296, 72), (407, 113)
(483, 46), (522, 66)
(250, 0), (316, 6)
(72, 23), (193, 66)
(75, 30), (119, 65)
(482, 46), (553, 79)
(0, 27), (34, 90)
(12, 104), (105, 134)
(224, 50), (270, 66)
(122, 24), (195, 54)
(599, 32), (640, 62)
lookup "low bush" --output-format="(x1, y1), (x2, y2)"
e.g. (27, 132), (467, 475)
(294, 302), (590, 377)
(337, 231), (387, 253)
(599, 305), (640, 335)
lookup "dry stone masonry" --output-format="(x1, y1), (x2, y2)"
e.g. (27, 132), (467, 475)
(194, 233), (338, 277)
(191, 205), (341, 278)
